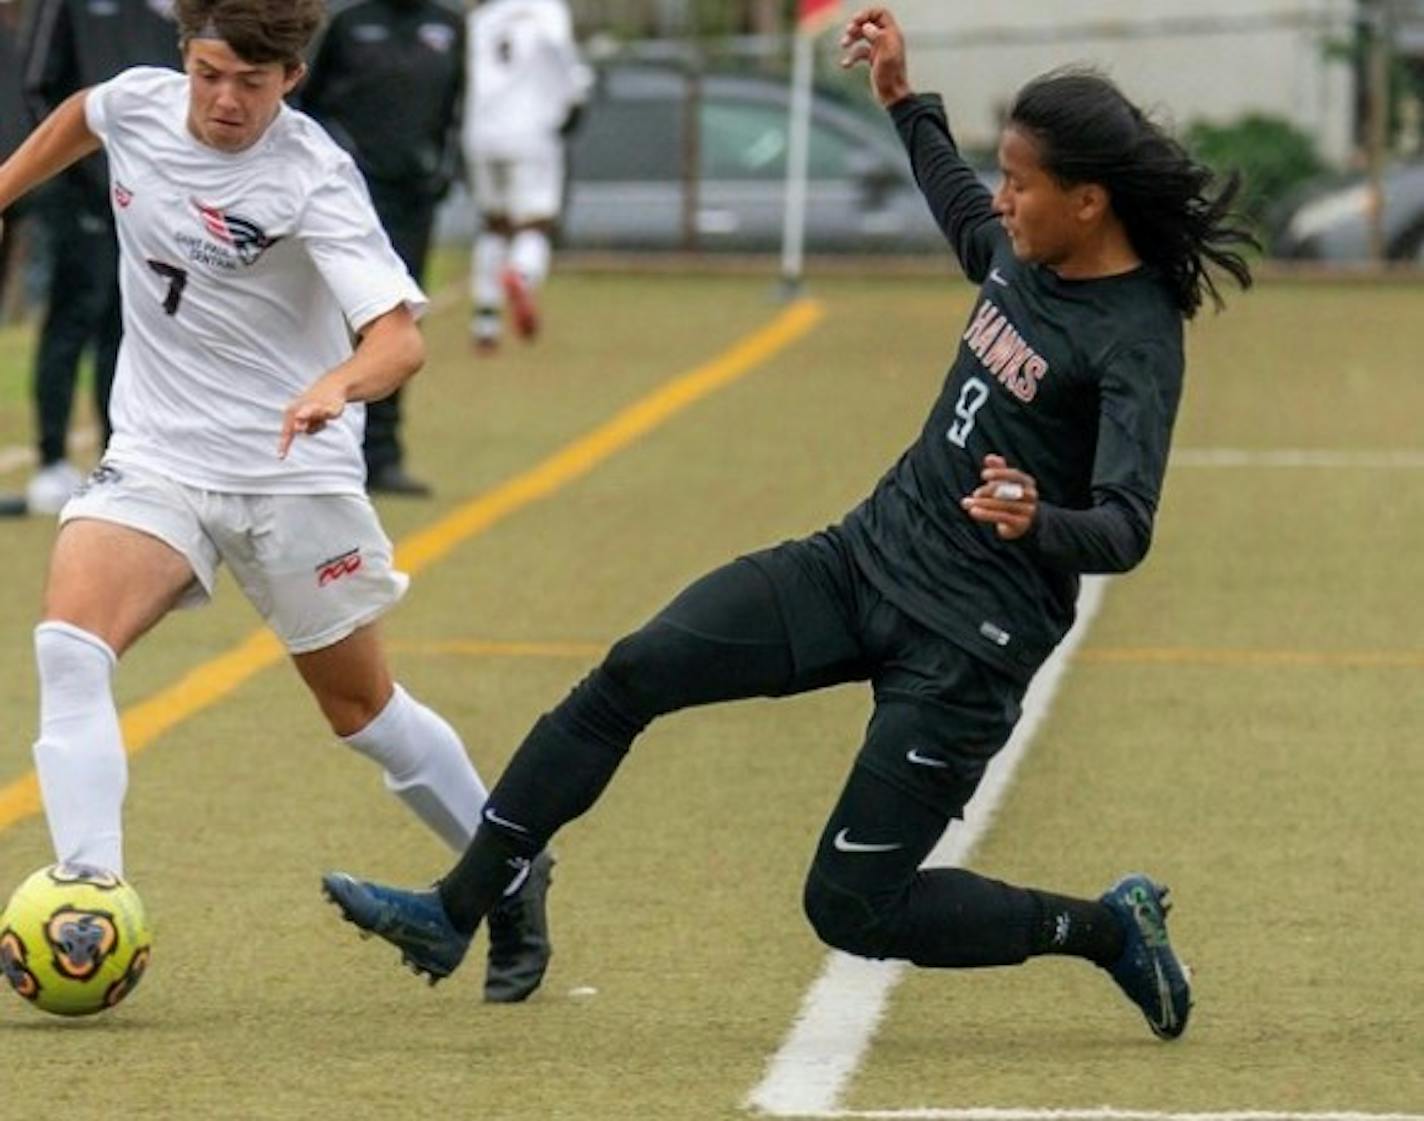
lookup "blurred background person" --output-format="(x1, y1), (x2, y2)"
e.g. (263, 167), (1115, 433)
(19, 0), (180, 515)
(299, 0), (464, 498)
(0, 0), (25, 517)
(1, 0), (26, 313)
(464, 0), (590, 352)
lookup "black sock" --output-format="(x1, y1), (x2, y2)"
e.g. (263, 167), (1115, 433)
(439, 824), (528, 935)
(1026, 890), (1125, 966)
(439, 669), (646, 933)
(900, 868), (1042, 967)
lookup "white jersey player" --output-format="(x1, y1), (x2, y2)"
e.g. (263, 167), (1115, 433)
(463, 0), (591, 350)
(0, 0), (554, 1004)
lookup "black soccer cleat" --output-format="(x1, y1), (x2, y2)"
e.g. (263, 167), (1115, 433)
(483, 850), (555, 1003)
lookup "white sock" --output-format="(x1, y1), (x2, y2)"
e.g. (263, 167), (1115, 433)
(31, 622), (126, 876)
(509, 229), (551, 289)
(473, 230), (508, 310)
(342, 685), (486, 851)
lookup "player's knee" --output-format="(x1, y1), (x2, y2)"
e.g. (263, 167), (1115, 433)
(316, 681), (394, 739)
(600, 627), (684, 719)
(34, 621), (117, 695)
(802, 866), (896, 960)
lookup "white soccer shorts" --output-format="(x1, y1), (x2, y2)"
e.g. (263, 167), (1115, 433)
(60, 459), (408, 654)
(467, 145), (565, 224)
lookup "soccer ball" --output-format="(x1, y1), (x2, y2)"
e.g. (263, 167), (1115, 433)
(0, 863), (152, 1017)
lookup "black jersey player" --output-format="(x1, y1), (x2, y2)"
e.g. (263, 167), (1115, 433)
(320, 5), (1254, 1039)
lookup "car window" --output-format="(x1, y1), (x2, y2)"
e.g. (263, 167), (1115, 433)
(700, 100), (855, 180)
(569, 99), (683, 182)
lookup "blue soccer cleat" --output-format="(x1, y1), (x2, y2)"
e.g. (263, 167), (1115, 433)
(321, 872), (470, 984)
(1099, 873), (1192, 1040)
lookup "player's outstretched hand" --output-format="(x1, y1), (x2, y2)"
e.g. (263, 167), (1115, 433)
(840, 7), (913, 107)
(279, 375), (347, 458)
(961, 454), (1039, 540)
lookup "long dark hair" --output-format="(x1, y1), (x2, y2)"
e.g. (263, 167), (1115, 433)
(1009, 69), (1255, 319)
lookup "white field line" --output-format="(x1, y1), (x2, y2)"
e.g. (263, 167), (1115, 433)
(745, 577), (1110, 1118)
(1172, 448), (1424, 469)
(816, 1111), (1424, 1121)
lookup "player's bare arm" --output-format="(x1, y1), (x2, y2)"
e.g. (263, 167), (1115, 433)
(0, 90), (101, 222)
(278, 304), (425, 458)
(839, 7), (913, 107)
(961, 454), (1038, 540)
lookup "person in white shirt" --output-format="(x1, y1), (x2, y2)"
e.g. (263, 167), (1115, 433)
(0, 0), (553, 1004)
(464, 0), (591, 351)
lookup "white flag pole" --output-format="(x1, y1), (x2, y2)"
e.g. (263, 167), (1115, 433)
(780, 26), (815, 299)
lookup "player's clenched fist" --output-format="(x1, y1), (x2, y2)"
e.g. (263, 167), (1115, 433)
(961, 454), (1039, 540)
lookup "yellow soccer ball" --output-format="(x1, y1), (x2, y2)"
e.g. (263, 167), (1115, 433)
(0, 863), (152, 1016)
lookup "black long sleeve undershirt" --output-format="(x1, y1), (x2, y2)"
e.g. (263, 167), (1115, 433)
(889, 92), (1174, 576)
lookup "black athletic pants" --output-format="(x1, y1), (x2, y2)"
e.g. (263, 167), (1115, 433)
(364, 180), (438, 477)
(33, 186), (120, 465)
(451, 529), (1064, 968)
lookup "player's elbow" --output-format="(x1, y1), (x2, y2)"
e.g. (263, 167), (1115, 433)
(395, 326), (426, 380)
(366, 313), (426, 384)
(1094, 519), (1152, 574)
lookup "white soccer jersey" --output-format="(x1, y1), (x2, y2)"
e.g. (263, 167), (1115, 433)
(85, 67), (427, 495)
(464, 0), (592, 158)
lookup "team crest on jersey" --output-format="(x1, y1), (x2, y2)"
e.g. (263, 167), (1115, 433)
(113, 182), (133, 208)
(185, 199), (280, 268)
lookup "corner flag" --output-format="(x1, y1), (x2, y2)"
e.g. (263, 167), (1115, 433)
(781, 1), (841, 295)
(797, 0), (841, 35)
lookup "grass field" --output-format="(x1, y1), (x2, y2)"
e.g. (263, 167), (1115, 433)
(0, 266), (1421, 1120)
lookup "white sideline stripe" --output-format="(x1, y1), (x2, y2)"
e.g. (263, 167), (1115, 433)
(815, 1111), (1424, 1121)
(746, 577), (1110, 1118)
(1173, 448), (1424, 469)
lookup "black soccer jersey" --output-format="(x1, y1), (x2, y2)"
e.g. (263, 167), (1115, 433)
(840, 93), (1184, 683)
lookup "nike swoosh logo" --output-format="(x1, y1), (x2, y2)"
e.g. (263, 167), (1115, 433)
(483, 807), (529, 834)
(502, 856), (532, 897)
(906, 748), (950, 769)
(1151, 956), (1176, 1034)
(833, 828), (903, 854)
(989, 268), (1009, 287)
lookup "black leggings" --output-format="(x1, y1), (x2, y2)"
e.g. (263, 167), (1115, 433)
(483, 549), (1041, 967)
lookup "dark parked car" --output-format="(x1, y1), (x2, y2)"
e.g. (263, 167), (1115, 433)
(1271, 163), (1424, 262)
(437, 64), (992, 253)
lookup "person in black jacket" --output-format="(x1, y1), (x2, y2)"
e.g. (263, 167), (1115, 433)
(0, 7), (27, 313)
(0, 6), (27, 517)
(299, 0), (464, 497)
(320, 6), (1254, 1040)
(20, 0), (180, 515)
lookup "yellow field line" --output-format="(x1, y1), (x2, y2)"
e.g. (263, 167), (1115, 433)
(1078, 646), (1424, 668)
(0, 298), (825, 835)
(395, 298), (824, 574)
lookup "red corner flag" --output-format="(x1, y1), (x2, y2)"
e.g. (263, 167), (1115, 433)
(797, 0), (841, 35)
